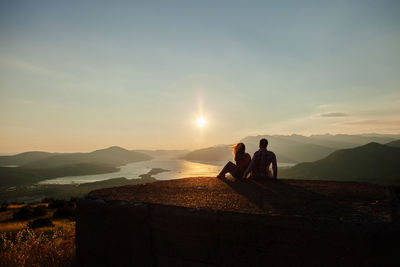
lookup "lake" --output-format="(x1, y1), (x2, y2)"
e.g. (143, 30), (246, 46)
(40, 159), (295, 184)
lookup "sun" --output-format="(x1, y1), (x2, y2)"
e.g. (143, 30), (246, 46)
(196, 116), (206, 127)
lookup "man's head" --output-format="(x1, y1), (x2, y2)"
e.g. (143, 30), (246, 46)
(259, 138), (268, 148)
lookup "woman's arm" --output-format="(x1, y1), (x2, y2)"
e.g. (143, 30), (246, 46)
(242, 153), (256, 179)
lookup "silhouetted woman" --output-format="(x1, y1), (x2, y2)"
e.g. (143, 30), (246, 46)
(217, 142), (251, 180)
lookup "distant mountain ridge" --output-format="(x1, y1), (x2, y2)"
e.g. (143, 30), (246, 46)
(181, 134), (399, 164)
(180, 144), (297, 163)
(135, 149), (189, 159)
(0, 146), (153, 187)
(0, 151), (54, 166)
(0, 146), (152, 168)
(180, 145), (235, 162)
(280, 142), (400, 185)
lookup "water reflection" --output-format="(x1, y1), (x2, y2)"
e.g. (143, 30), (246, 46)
(40, 159), (224, 184)
(40, 159), (295, 185)
(155, 160), (223, 180)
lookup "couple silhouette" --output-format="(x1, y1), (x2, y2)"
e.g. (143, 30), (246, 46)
(217, 138), (277, 180)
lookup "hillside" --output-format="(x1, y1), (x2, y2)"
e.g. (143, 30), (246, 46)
(180, 145), (233, 162)
(386, 140), (400, 148)
(0, 146), (152, 187)
(280, 142), (400, 185)
(0, 163), (118, 187)
(181, 136), (336, 163)
(0, 151), (54, 166)
(21, 146), (151, 168)
(135, 149), (189, 159)
(241, 134), (398, 162)
(308, 134), (397, 148)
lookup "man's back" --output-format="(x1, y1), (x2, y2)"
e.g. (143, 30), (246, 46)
(250, 148), (277, 179)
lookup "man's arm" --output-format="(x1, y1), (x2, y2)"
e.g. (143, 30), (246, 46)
(272, 153), (278, 179)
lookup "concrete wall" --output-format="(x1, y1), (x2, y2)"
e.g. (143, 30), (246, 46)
(76, 197), (398, 267)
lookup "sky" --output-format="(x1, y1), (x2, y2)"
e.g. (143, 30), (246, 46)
(1, 0), (400, 153)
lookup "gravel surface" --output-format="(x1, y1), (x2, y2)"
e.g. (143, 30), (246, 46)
(88, 177), (391, 223)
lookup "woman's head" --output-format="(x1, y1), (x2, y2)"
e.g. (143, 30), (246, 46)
(232, 142), (246, 161)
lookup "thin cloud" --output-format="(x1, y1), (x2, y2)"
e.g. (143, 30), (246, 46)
(319, 112), (349, 117)
(344, 120), (380, 125)
(344, 119), (400, 125)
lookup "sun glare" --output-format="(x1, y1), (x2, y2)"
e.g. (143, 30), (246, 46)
(196, 117), (206, 128)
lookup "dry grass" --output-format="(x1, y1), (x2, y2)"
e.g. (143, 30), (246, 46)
(0, 222), (75, 267)
(0, 204), (75, 267)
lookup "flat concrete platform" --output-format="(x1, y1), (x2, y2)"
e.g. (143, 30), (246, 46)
(88, 177), (392, 223)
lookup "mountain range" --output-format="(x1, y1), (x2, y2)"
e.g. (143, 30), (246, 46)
(2, 134), (400, 187)
(280, 141), (400, 185)
(0, 146), (151, 168)
(181, 134), (400, 163)
(0, 146), (152, 187)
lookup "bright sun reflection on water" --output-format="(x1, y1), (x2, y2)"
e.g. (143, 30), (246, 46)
(40, 159), (296, 184)
(40, 159), (224, 184)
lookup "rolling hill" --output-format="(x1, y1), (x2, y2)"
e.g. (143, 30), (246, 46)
(21, 146), (151, 168)
(181, 135), (337, 164)
(280, 142), (400, 185)
(180, 145), (233, 162)
(0, 151), (54, 166)
(0, 163), (118, 187)
(386, 140), (400, 148)
(0, 146), (152, 169)
(239, 133), (400, 163)
(0, 146), (152, 187)
(135, 149), (189, 159)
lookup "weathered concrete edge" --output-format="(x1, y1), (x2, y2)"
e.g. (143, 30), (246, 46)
(78, 194), (395, 226)
(389, 186), (400, 224)
(76, 194), (399, 267)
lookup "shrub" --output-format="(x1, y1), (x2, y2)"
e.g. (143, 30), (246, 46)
(13, 206), (32, 221)
(48, 199), (68, 209)
(42, 197), (55, 202)
(32, 205), (48, 217)
(0, 201), (8, 211)
(28, 218), (54, 229)
(53, 206), (76, 219)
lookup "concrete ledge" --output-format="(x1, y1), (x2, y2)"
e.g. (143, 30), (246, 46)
(76, 199), (152, 266)
(76, 177), (398, 266)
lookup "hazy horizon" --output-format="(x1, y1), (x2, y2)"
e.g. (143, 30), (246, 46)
(0, 132), (399, 154)
(1, 1), (400, 153)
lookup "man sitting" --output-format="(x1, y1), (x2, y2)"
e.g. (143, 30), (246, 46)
(242, 138), (277, 180)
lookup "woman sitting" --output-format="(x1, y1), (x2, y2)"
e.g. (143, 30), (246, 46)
(217, 142), (251, 180)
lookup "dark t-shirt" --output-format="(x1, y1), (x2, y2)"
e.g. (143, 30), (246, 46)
(250, 148), (277, 178)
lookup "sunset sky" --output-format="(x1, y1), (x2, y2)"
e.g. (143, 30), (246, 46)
(1, 1), (400, 153)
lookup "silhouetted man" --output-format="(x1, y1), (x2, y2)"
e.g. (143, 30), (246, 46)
(242, 138), (277, 179)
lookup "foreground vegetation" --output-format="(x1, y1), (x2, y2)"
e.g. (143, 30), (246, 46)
(0, 200), (76, 267)
(0, 224), (75, 267)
